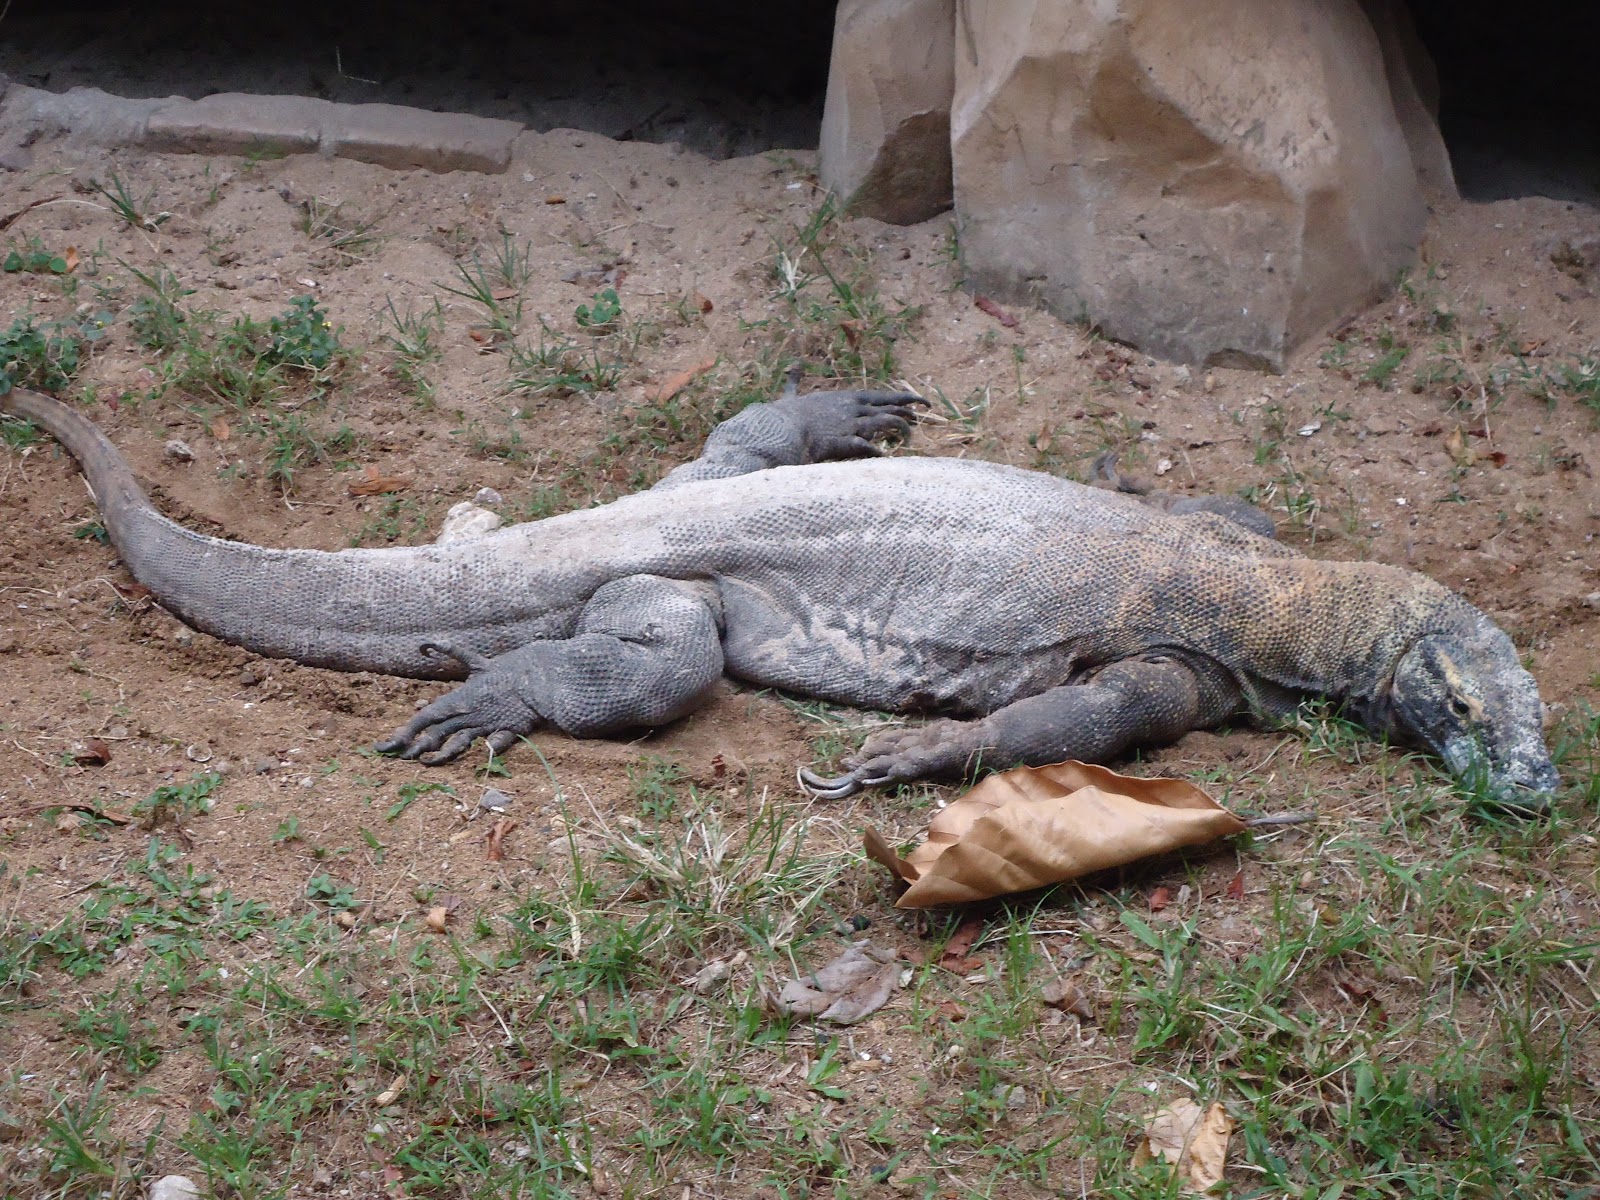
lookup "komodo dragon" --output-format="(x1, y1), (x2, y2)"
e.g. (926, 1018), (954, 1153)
(0, 385), (1559, 811)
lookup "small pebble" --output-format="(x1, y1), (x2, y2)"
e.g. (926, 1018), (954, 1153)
(473, 487), (504, 507)
(164, 440), (195, 463)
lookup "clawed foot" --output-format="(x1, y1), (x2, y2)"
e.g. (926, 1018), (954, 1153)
(799, 720), (978, 799)
(374, 642), (544, 765)
(782, 389), (928, 462)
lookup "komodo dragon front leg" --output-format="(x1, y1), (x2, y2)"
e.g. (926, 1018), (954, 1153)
(376, 575), (725, 763)
(799, 659), (1217, 799)
(376, 386), (924, 762)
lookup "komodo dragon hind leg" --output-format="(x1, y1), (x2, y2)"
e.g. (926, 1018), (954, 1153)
(375, 576), (724, 765)
(651, 387), (926, 490)
(799, 659), (1207, 799)
(1091, 452), (1276, 540)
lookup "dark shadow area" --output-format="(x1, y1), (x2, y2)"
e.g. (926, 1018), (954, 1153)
(0, 0), (839, 158)
(1408, 0), (1600, 204)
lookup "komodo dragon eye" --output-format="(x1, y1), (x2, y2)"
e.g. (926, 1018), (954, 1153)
(1448, 695), (1473, 721)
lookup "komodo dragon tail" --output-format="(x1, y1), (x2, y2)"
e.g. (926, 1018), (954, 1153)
(1, 388), (572, 678)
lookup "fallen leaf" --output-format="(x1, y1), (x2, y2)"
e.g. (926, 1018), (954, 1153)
(1149, 885), (1173, 912)
(684, 950), (748, 995)
(1040, 976), (1094, 1020)
(209, 415), (231, 442)
(1132, 1099), (1232, 1193)
(55, 811), (85, 833)
(545, 195), (567, 205)
(935, 999), (967, 1021)
(424, 895), (461, 933)
(693, 292), (714, 314)
(938, 914), (985, 973)
(348, 466), (411, 497)
(63, 245), (80, 273)
(70, 738), (112, 766)
(642, 355), (717, 404)
(485, 817), (517, 862)
(374, 1074), (407, 1106)
(1225, 870), (1245, 901)
(33, 800), (133, 825)
(775, 941), (901, 1025)
(866, 761), (1246, 908)
(974, 295), (1020, 328)
(467, 328), (490, 344)
(1444, 426), (1477, 468)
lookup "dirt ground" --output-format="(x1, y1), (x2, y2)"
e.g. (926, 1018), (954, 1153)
(0, 127), (1597, 1198)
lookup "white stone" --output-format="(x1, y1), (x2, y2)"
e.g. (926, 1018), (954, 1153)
(435, 501), (504, 545)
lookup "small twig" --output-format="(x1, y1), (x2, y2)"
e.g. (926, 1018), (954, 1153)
(1242, 812), (1317, 828)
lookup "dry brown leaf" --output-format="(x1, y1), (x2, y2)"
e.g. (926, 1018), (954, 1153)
(70, 738), (112, 766)
(1149, 885), (1173, 912)
(642, 355), (717, 404)
(1132, 1099), (1232, 1193)
(866, 761), (1245, 908)
(974, 295), (1020, 328)
(775, 941), (901, 1025)
(374, 1074), (406, 1106)
(425, 905), (450, 933)
(209, 415), (231, 442)
(937, 914), (984, 973)
(692, 291), (714, 314)
(1225, 869), (1246, 901)
(485, 817), (517, 862)
(34, 800), (132, 824)
(1445, 426), (1476, 467)
(348, 466), (411, 497)
(1040, 976), (1094, 1021)
(63, 245), (80, 273)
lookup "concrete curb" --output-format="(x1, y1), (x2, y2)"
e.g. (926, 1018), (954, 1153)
(0, 83), (523, 174)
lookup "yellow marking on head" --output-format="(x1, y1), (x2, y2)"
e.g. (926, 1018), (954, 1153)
(1437, 652), (1486, 722)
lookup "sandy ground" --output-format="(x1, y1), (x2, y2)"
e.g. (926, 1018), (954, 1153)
(0, 127), (1596, 1193)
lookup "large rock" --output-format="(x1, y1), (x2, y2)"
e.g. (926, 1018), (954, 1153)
(819, 0), (956, 225)
(950, 0), (1431, 368)
(1360, 0), (1457, 199)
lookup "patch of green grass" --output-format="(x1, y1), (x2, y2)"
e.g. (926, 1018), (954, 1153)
(296, 196), (381, 263)
(3, 237), (71, 276)
(90, 172), (171, 231)
(382, 296), (444, 405)
(1362, 328), (1410, 390)
(347, 495), (436, 547)
(0, 310), (109, 396)
(441, 253), (523, 348)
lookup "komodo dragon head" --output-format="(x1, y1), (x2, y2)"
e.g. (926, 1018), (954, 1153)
(1365, 607), (1558, 810)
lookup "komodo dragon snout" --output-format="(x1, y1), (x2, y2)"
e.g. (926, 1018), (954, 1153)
(1376, 620), (1558, 809)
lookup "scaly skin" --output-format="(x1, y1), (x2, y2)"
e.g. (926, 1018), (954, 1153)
(1, 386), (1558, 809)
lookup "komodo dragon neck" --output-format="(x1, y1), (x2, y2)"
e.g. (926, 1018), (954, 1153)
(1208, 555), (1475, 722)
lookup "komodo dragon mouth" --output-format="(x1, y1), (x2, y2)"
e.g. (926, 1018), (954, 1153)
(0, 385), (1561, 814)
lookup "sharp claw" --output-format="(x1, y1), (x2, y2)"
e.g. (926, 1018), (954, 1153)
(485, 730), (518, 755)
(798, 766), (865, 799)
